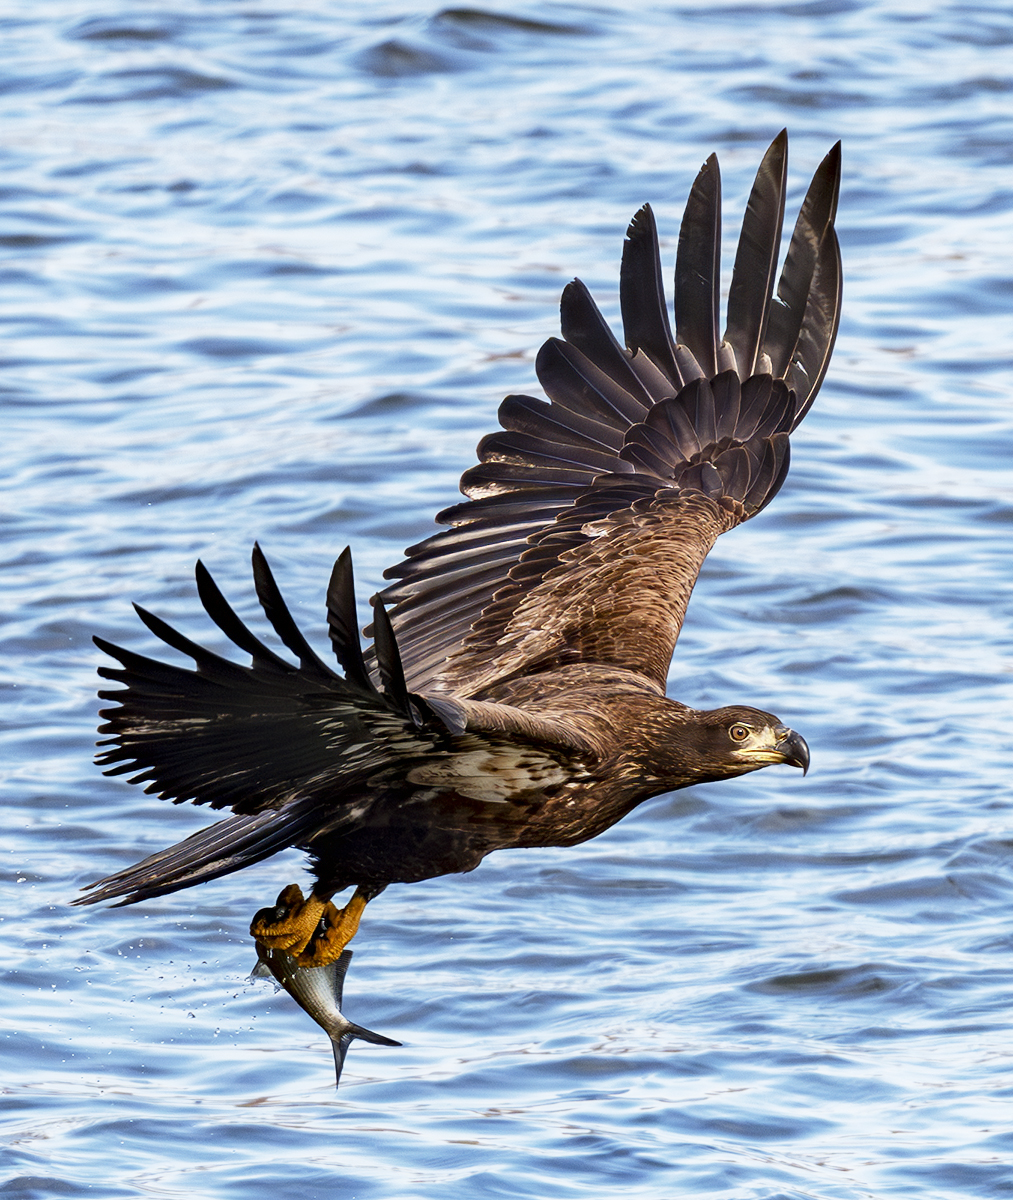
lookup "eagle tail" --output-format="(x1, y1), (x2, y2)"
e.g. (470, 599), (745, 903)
(73, 800), (324, 907)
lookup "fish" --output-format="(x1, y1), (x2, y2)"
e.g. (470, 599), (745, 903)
(253, 943), (401, 1086)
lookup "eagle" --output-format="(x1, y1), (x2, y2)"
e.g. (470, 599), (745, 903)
(77, 132), (841, 968)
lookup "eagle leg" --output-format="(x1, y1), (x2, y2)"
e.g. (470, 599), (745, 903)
(250, 883), (372, 967)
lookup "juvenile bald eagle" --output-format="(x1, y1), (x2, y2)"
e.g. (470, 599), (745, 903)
(78, 133), (840, 966)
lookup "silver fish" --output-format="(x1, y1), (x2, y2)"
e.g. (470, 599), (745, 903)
(253, 945), (400, 1085)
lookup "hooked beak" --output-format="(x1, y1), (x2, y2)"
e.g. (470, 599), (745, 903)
(775, 726), (810, 775)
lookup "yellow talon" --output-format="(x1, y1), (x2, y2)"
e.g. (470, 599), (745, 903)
(250, 884), (371, 966)
(296, 888), (369, 967)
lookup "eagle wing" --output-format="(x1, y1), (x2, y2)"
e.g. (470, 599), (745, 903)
(92, 545), (446, 816)
(378, 133), (841, 696)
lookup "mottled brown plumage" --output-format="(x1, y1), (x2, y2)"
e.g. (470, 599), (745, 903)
(77, 133), (840, 965)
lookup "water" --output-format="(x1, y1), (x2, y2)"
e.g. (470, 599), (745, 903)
(3, 1), (1013, 1196)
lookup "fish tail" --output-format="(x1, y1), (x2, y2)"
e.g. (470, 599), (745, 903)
(344, 1023), (401, 1048)
(329, 1025), (401, 1087)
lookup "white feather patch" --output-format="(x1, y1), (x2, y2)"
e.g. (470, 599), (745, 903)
(407, 746), (568, 804)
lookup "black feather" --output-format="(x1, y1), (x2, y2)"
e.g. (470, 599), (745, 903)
(131, 604), (251, 684)
(724, 131), (788, 377)
(787, 225), (842, 426)
(251, 544), (338, 682)
(680, 377), (718, 448)
(735, 375), (775, 440)
(646, 387), (702, 458)
(675, 153), (721, 378)
(711, 371), (742, 440)
(326, 549), (373, 692)
(763, 141), (842, 387)
(536, 338), (648, 426)
(559, 279), (657, 406)
(370, 595), (413, 720)
(478, 430), (625, 475)
(195, 560), (293, 674)
(620, 204), (681, 383)
(755, 437), (792, 514)
(498, 393), (626, 452)
(460, 460), (601, 495)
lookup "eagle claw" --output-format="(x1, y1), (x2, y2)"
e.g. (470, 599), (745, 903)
(250, 884), (369, 966)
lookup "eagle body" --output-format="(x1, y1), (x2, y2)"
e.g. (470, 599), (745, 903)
(78, 133), (839, 946)
(299, 673), (806, 895)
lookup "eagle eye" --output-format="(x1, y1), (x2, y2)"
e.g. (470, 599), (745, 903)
(729, 724), (750, 742)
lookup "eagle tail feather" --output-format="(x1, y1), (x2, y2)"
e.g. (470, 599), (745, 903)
(73, 801), (323, 907)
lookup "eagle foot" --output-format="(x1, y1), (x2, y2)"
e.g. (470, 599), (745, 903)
(250, 883), (369, 967)
(250, 884), (332, 958)
(294, 887), (369, 967)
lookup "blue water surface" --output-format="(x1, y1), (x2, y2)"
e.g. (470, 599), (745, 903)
(3, 1), (1013, 1197)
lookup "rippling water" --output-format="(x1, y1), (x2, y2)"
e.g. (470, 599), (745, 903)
(4, 2), (1013, 1196)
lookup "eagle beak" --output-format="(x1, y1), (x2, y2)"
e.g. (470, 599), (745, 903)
(776, 727), (810, 775)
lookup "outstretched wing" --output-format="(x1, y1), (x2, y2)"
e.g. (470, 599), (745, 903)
(93, 545), (444, 816)
(378, 133), (842, 696)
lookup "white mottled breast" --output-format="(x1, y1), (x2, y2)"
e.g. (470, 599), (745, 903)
(406, 746), (570, 804)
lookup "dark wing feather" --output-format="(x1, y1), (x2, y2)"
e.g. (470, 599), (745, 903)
(326, 548), (372, 692)
(620, 204), (682, 384)
(559, 279), (658, 408)
(370, 595), (413, 720)
(762, 141), (842, 422)
(376, 134), (840, 696)
(94, 550), (442, 815)
(786, 224), (842, 424)
(251, 542), (336, 683)
(724, 130), (787, 378)
(195, 558), (292, 672)
(536, 337), (649, 425)
(674, 153), (721, 379)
